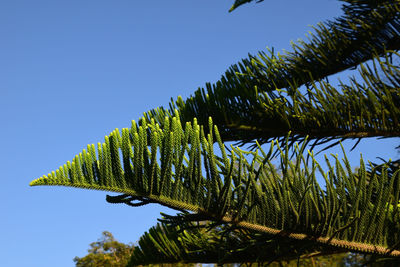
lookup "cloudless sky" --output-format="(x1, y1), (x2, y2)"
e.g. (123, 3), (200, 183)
(1, 1), (398, 266)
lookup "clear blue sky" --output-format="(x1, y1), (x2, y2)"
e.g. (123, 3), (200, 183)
(1, 1), (398, 266)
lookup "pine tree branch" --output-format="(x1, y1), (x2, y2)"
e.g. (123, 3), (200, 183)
(140, 52), (400, 149)
(141, 0), (400, 146)
(30, 114), (400, 263)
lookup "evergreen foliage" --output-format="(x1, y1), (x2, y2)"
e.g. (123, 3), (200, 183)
(31, 0), (400, 265)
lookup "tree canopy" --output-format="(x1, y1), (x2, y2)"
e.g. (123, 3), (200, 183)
(31, 0), (400, 265)
(74, 231), (134, 267)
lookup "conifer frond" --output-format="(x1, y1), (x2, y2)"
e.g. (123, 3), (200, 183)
(142, 52), (400, 148)
(128, 221), (347, 266)
(30, 112), (400, 261)
(229, 0), (264, 12)
(142, 0), (400, 147)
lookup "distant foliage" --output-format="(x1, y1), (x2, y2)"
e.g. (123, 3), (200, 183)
(74, 231), (134, 267)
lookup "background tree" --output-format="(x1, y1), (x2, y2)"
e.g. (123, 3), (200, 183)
(31, 0), (400, 265)
(74, 231), (196, 267)
(74, 231), (134, 267)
